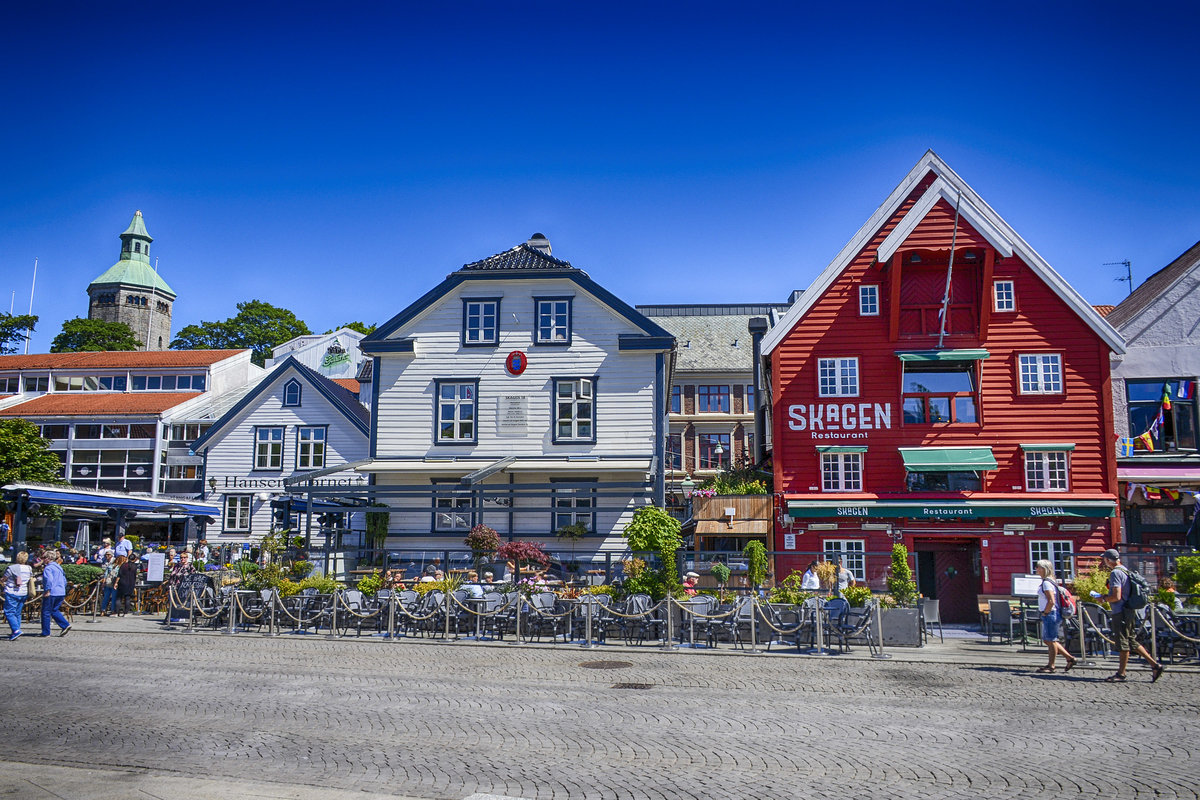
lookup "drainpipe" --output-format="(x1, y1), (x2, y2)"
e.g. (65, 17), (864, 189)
(748, 317), (769, 465)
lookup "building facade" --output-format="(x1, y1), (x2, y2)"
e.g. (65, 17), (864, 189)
(352, 234), (673, 565)
(1107, 240), (1200, 549)
(761, 152), (1124, 622)
(266, 328), (367, 381)
(87, 211), (176, 351)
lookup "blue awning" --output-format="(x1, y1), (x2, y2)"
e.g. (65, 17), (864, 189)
(2, 484), (219, 517)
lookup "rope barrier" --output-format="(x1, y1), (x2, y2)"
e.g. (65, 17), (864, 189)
(331, 592), (386, 621)
(62, 581), (101, 611)
(1152, 605), (1200, 644)
(1080, 605), (1118, 647)
(232, 591), (268, 622)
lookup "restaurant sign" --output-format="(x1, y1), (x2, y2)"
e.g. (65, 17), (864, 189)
(788, 502), (1115, 520)
(788, 402), (892, 439)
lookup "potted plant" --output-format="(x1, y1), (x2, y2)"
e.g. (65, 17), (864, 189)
(710, 562), (731, 591)
(881, 542), (923, 646)
(465, 524), (500, 572)
(555, 521), (588, 577)
(743, 540), (768, 594)
(495, 540), (551, 581)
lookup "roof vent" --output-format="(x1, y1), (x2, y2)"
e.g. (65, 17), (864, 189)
(526, 233), (551, 255)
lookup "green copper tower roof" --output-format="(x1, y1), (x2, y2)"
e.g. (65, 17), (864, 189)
(88, 210), (176, 297)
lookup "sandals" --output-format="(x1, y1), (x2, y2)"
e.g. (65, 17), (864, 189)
(1036, 666), (1056, 673)
(1063, 658), (1077, 673)
(1151, 665), (1164, 683)
(1103, 673), (1127, 682)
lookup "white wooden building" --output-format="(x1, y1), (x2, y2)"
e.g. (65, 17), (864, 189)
(340, 234), (674, 565)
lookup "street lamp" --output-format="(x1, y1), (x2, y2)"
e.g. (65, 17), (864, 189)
(714, 442), (725, 470)
(681, 476), (695, 519)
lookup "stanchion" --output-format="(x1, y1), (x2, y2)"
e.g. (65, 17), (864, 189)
(267, 592), (278, 637)
(387, 595), (396, 641)
(580, 599), (596, 649)
(327, 593), (340, 639)
(225, 592), (237, 635)
(1076, 603), (1097, 666)
(444, 590), (452, 640)
(871, 601), (892, 660)
(1150, 605), (1158, 662)
(87, 583), (99, 624)
(662, 598), (673, 651)
(748, 597), (761, 654)
(511, 597), (523, 644)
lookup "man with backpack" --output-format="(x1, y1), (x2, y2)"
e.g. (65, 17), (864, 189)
(1092, 549), (1163, 683)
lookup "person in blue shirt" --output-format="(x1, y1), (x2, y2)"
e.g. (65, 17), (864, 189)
(40, 550), (72, 637)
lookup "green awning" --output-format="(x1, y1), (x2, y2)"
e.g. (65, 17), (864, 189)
(896, 348), (990, 362)
(1020, 443), (1076, 452)
(815, 445), (868, 454)
(899, 447), (998, 472)
(787, 499), (1116, 520)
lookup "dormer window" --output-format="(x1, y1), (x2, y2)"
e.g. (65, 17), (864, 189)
(462, 298), (500, 346)
(535, 298), (572, 345)
(283, 379), (302, 407)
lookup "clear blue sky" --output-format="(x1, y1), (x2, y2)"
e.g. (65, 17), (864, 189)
(3, 2), (1198, 352)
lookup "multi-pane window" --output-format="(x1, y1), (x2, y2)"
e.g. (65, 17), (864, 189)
(554, 378), (594, 441)
(224, 496), (252, 532)
(0, 377), (19, 393)
(821, 452), (863, 492)
(745, 384), (756, 412)
(698, 433), (730, 470)
(255, 427), (284, 470)
(1030, 540), (1074, 579)
(1127, 379), (1197, 452)
(1018, 354), (1062, 394)
(902, 362), (978, 424)
(697, 385), (730, 413)
(433, 482), (471, 531)
(283, 380), (302, 407)
(536, 298), (571, 344)
(297, 427), (326, 469)
(169, 423), (211, 444)
(130, 374), (206, 391)
(1025, 450), (1068, 492)
(39, 424), (68, 440)
(824, 539), (866, 581)
(163, 465), (198, 480)
(24, 376), (48, 393)
(906, 470), (982, 492)
(463, 299), (499, 345)
(98, 424), (156, 439)
(818, 358), (859, 397)
(666, 433), (682, 470)
(994, 280), (1015, 312)
(68, 449), (154, 492)
(859, 285), (880, 316)
(670, 385), (681, 414)
(436, 381), (477, 443)
(553, 480), (596, 533)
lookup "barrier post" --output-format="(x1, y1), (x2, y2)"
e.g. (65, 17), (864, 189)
(226, 592), (237, 635)
(444, 590), (452, 640)
(748, 597), (761, 654)
(511, 597), (522, 644)
(1076, 603), (1096, 666)
(387, 595), (396, 641)
(1150, 605), (1158, 662)
(871, 600), (892, 660)
(267, 592), (278, 637)
(183, 590), (196, 634)
(328, 593), (339, 639)
(88, 582), (99, 624)
(581, 599), (595, 649)
(662, 598), (673, 651)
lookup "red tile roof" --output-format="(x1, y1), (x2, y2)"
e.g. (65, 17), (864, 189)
(332, 378), (360, 393)
(0, 392), (200, 417)
(1093, 304), (1116, 318)
(0, 350), (248, 370)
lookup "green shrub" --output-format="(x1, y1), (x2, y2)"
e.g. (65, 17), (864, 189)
(887, 543), (918, 607)
(769, 572), (815, 605)
(841, 585), (873, 607)
(622, 507), (683, 600)
(1070, 563), (1112, 610)
(290, 560), (314, 579)
(62, 564), (102, 586)
(743, 541), (768, 588)
(357, 569), (383, 596)
(709, 562), (731, 586)
(1175, 555), (1200, 596)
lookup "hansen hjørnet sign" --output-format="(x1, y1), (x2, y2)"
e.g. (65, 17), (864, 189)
(787, 501), (1115, 519)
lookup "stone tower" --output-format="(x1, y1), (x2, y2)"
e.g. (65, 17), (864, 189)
(86, 211), (177, 351)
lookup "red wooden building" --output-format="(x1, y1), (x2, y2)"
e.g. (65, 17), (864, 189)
(760, 152), (1125, 622)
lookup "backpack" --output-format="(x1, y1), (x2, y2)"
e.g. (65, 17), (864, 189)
(1116, 566), (1150, 610)
(1053, 583), (1077, 616)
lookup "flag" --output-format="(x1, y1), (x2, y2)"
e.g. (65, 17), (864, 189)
(1137, 431), (1156, 452)
(1145, 486), (1162, 501)
(1116, 437), (1135, 457)
(1162, 487), (1180, 502)
(1149, 414), (1162, 437)
(1161, 382), (1173, 411)
(1179, 380), (1194, 400)
(1126, 483), (1141, 501)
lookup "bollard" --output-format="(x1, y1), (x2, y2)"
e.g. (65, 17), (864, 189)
(1076, 602), (1096, 666)
(1150, 604), (1158, 663)
(871, 600), (892, 660)
(328, 593), (340, 639)
(748, 597), (761, 654)
(581, 599), (595, 649)
(387, 595), (396, 641)
(88, 583), (99, 624)
(185, 590), (197, 634)
(511, 597), (522, 644)
(444, 590), (452, 640)
(226, 593), (237, 635)
(268, 592), (278, 637)
(662, 598), (673, 651)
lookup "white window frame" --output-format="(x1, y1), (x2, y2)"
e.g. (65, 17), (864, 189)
(818, 358), (859, 397)
(535, 298), (571, 344)
(859, 285), (880, 316)
(994, 280), (1015, 312)
(823, 539), (866, 581)
(224, 495), (252, 532)
(463, 299), (499, 345)
(435, 380), (477, 443)
(255, 427), (284, 470)
(297, 426), (326, 469)
(1018, 354), (1063, 395)
(552, 479), (596, 534)
(1025, 450), (1069, 492)
(821, 452), (862, 492)
(553, 377), (595, 442)
(1030, 540), (1074, 580)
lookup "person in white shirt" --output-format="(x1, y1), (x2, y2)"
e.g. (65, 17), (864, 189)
(3, 551), (33, 641)
(1034, 559), (1077, 674)
(801, 561), (821, 591)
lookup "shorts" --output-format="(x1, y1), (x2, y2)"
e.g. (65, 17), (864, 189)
(1113, 606), (1138, 652)
(1040, 610), (1061, 642)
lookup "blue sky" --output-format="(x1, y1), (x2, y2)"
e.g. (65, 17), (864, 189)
(2, 2), (1198, 352)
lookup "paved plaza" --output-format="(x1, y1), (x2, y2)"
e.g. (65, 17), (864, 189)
(1, 617), (1197, 800)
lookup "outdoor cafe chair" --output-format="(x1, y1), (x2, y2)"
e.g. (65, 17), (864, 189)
(920, 598), (943, 643)
(524, 591), (569, 643)
(828, 601), (878, 656)
(1153, 603), (1199, 664)
(336, 590), (372, 637)
(986, 599), (1015, 644)
(620, 593), (661, 645)
(822, 598), (851, 652)
(1080, 602), (1113, 657)
(678, 594), (718, 647)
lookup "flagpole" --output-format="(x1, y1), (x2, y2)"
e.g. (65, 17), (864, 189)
(25, 258), (37, 354)
(937, 192), (963, 349)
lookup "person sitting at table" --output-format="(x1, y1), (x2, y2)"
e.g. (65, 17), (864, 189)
(433, 570), (445, 581)
(683, 572), (699, 597)
(463, 571), (484, 599)
(482, 571), (495, 585)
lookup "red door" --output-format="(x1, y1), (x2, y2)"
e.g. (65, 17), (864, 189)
(914, 539), (981, 624)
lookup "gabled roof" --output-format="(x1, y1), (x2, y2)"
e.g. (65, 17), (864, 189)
(190, 356), (369, 452)
(1106, 240), (1200, 330)
(363, 238), (673, 348)
(0, 350), (246, 370)
(0, 392), (200, 417)
(641, 307), (778, 373)
(761, 151), (1126, 356)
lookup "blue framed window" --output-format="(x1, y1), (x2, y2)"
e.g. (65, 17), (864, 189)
(296, 426), (326, 469)
(534, 297), (572, 345)
(432, 479), (472, 532)
(670, 385), (681, 414)
(435, 379), (478, 444)
(283, 379), (302, 407)
(553, 377), (596, 443)
(255, 427), (285, 470)
(462, 298), (500, 346)
(552, 478), (596, 534)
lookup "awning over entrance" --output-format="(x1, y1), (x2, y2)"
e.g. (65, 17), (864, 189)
(787, 498), (1115, 519)
(899, 447), (998, 472)
(1, 483), (219, 517)
(896, 348), (990, 362)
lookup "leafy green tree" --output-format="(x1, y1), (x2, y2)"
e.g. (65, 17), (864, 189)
(622, 506), (683, 599)
(325, 322), (376, 336)
(50, 317), (141, 353)
(171, 300), (311, 366)
(0, 313), (38, 354)
(0, 419), (65, 485)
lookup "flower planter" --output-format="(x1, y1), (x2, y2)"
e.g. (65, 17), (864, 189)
(880, 607), (923, 647)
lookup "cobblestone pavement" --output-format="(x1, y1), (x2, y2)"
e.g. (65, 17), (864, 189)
(2, 622), (1197, 800)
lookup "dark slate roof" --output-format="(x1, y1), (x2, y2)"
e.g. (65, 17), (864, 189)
(458, 243), (580, 274)
(289, 358), (370, 431)
(1107, 240), (1200, 329)
(355, 359), (373, 382)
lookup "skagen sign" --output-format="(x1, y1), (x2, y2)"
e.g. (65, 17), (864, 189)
(788, 402), (893, 439)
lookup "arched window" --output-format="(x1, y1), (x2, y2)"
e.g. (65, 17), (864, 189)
(283, 379), (302, 407)
(134, 242), (141, 253)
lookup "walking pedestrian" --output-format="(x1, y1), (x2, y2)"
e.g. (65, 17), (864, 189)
(40, 550), (72, 637)
(1034, 559), (1077, 674)
(117, 555), (138, 616)
(100, 552), (120, 615)
(1091, 549), (1163, 683)
(3, 551), (32, 641)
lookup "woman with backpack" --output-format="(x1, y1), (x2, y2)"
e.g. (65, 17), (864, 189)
(1035, 559), (1077, 674)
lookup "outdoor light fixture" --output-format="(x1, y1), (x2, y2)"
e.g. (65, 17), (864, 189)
(257, 491), (272, 501)
(681, 476), (695, 499)
(208, 478), (217, 492)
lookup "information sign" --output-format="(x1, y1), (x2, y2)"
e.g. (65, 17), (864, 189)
(146, 552), (166, 583)
(497, 395), (529, 437)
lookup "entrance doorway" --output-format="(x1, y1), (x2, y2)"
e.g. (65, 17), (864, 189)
(914, 538), (981, 624)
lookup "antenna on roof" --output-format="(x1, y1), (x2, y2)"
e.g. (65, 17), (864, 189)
(1106, 260), (1133, 295)
(25, 258), (37, 354)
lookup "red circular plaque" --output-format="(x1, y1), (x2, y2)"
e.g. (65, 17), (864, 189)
(505, 350), (527, 376)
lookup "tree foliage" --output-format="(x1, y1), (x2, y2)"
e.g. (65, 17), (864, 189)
(622, 506), (683, 599)
(887, 542), (918, 607)
(0, 313), (37, 355)
(171, 300), (311, 366)
(0, 419), (66, 486)
(50, 317), (141, 353)
(326, 321), (376, 336)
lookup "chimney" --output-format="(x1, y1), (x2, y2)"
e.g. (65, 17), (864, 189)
(526, 233), (552, 255)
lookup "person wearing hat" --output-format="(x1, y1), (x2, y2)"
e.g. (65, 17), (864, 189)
(683, 571), (699, 597)
(1092, 549), (1164, 683)
(113, 532), (133, 559)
